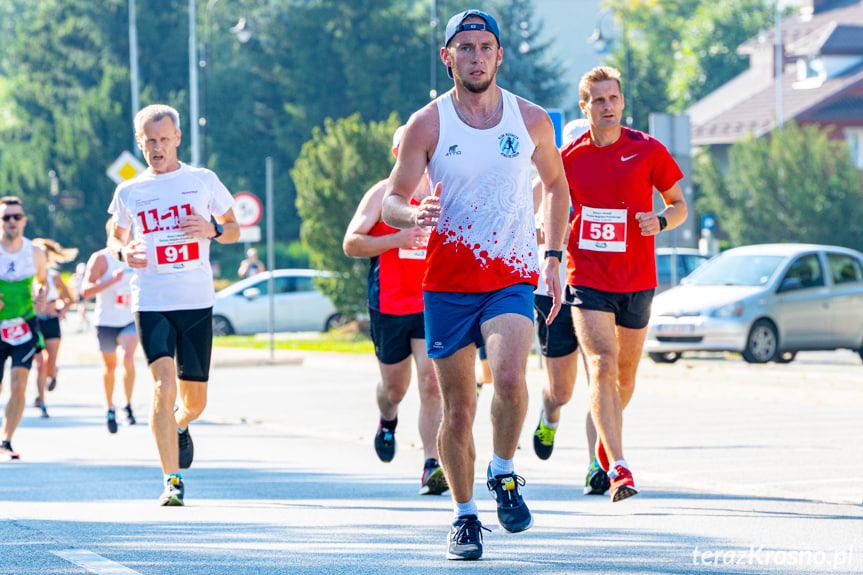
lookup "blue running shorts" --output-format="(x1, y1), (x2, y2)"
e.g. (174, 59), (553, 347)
(423, 283), (534, 359)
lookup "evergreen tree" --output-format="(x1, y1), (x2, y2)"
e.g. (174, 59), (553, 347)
(694, 122), (863, 251)
(292, 113), (401, 319)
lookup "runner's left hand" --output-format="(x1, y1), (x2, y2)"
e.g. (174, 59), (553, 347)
(179, 207), (214, 238)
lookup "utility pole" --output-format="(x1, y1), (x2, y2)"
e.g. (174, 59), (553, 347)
(189, 0), (200, 166)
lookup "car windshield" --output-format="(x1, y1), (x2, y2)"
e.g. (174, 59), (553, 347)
(686, 254), (785, 286)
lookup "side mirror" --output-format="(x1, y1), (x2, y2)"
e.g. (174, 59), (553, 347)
(242, 287), (262, 300)
(778, 277), (802, 293)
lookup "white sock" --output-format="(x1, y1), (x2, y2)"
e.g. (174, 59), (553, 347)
(609, 459), (629, 476)
(490, 452), (514, 477)
(541, 411), (559, 429)
(454, 499), (478, 520)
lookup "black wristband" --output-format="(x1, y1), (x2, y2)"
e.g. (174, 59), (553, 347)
(544, 249), (563, 261)
(658, 215), (668, 232)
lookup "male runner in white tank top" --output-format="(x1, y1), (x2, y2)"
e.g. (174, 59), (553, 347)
(108, 104), (239, 506)
(0, 196), (48, 460)
(382, 10), (570, 561)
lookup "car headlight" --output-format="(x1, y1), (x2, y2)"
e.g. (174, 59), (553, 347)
(711, 302), (744, 318)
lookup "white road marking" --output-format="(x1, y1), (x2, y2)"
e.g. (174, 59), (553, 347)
(52, 550), (141, 574)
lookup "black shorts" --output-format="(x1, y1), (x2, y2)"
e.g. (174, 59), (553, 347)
(369, 309), (425, 365)
(534, 295), (578, 358)
(0, 317), (40, 377)
(36, 315), (61, 340)
(565, 285), (655, 330)
(135, 308), (213, 382)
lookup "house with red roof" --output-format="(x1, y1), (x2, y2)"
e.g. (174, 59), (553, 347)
(686, 0), (863, 170)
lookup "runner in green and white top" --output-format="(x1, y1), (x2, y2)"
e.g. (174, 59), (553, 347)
(0, 196), (48, 460)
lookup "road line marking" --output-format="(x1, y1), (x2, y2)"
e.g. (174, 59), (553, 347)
(52, 550), (141, 574)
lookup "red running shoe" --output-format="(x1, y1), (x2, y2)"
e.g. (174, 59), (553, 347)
(596, 436), (610, 472)
(609, 465), (638, 502)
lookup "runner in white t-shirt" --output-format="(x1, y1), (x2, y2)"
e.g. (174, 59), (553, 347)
(108, 104), (239, 506)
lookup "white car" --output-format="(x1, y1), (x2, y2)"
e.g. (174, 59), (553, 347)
(212, 269), (342, 336)
(655, 247), (710, 293)
(646, 243), (863, 363)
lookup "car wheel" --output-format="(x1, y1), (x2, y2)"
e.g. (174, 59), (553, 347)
(324, 312), (346, 332)
(648, 352), (681, 364)
(742, 319), (778, 363)
(212, 315), (235, 337)
(774, 351), (796, 363)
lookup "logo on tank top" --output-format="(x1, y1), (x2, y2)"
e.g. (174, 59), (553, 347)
(6, 261), (14, 275)
(499, 133), (520, 158)
(445, 145), (462, 157)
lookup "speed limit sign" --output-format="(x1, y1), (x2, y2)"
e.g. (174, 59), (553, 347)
(233, 192), (263, 227)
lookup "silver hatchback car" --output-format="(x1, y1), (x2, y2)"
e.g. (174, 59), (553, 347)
(212, 269), (342, 336)
(645, 243), (863, 363)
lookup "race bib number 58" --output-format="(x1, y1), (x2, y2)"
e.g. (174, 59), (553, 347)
(578, 207), (627, 253)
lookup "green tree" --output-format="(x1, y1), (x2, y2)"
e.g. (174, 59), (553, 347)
(694, 122), (863, 250)
(433, 0), (569, 109)
(0, 0), (133, 260)
(668, 0), (773, 112)
(599, 0), (700, 132)
(485, 0), (568, 108)
(292, 113), (401, 319)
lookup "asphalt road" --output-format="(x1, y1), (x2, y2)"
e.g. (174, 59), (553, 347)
(0, 319), (861, 574)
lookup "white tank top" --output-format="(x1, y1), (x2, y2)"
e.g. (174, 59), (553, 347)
(45, 270), (60, 302)
(424, 88), (538, 292)
(35, 269), (61, 320)
(94, 249), (135, 328)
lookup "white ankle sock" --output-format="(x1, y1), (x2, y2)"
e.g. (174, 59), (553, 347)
(490, 452), (514, 477)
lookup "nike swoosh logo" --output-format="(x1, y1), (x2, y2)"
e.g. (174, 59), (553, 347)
(621, 154), (638, 162)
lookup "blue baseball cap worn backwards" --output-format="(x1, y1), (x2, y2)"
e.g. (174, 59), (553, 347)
(444, 10), (500, 79)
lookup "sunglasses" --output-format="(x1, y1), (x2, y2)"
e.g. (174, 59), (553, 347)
(2, 214), (24, 222)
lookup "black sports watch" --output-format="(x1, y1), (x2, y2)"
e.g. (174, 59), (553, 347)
(657, 215), (668, 232)
(544, 249), (563, 261)
(211, 222), (224, 239)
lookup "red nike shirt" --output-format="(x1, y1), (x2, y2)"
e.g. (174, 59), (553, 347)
(561, 127), (683, 293)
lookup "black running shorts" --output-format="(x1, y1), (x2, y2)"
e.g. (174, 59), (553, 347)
(369, 309), (425, 365)
(565, 285), (655, 330)
(36, 315), (62, 340)
(533, 294), (578, 358)
(135, 308), (213, 382)
(0, 317), (40, 380)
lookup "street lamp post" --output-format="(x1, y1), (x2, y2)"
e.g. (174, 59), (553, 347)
(430, 0), (437, 100)
(189, 0), (200, 166)
(589, 9), (633, 126)
(198, 0), (220, 167)
(48, 170), (59, 240)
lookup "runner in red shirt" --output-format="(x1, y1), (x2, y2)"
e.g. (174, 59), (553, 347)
(343, 126), (447, 496)
(562, 66), (687, 502)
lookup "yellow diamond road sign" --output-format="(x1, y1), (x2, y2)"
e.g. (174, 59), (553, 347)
(107, 151), (146, 184)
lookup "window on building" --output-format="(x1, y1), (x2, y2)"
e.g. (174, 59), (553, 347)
(845, 128), (863, 169)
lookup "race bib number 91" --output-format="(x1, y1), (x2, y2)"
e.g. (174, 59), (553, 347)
(155, 232), (202, 274)
(578, 207), (627, 253)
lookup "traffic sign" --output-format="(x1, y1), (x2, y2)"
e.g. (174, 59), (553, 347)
(238, 225), (261, 243)
(233, 192), (263, 227)
(106, 151), (145, 184)
(701, 214), (716, 231)
(547, 109), (564, 149)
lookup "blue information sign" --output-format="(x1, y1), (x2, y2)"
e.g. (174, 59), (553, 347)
(547, 109), (564, 149)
